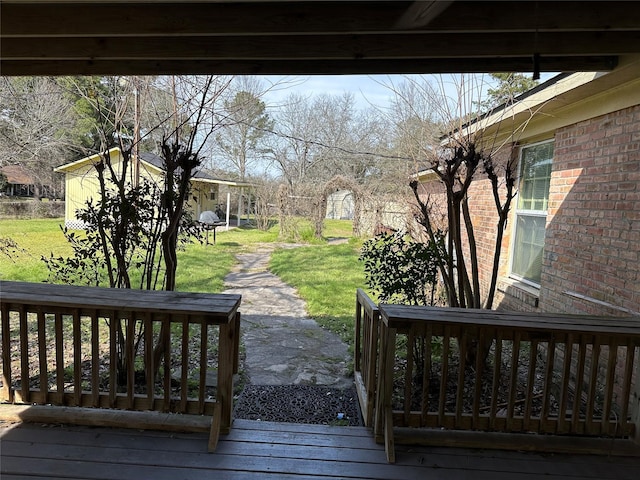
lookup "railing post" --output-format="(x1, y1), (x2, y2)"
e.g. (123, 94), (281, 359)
(374, 311), (396, 463)
(217, 314), (237, 435)
(632, 351), (640, 446)
(354, 289), (380, 428)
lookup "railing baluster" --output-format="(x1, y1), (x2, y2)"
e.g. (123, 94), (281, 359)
(490, 329), (503, 430)
(73, 309), (82, 407)
(558, 334), (574, 433)
(109, 310), (117, 408)
(163, 316), (171, 412)
(541, 337), (556, 433)
(180, 316), (190, 413)
(572, 335), (588, 434)
(199, 321), (207, 414)
(144, 313), (154, 409)
(91, 311), (100, 408)
(455, 326), (465, 428)
(19, 305), (29, 403)
(126, 311), (135, 410)
(404, 329), (414, 424)
(585, 336), (601, 435)
(524, 339), (538, 432)
(421, 323), (433, 427)
(438, 326), (450, 426)
(37, 308), (48, 404)
(55, 313), (64, 402)
(472, 328), (485, 429)
(1, 302), (12, 402)
(602, 339), (618, 436)
(507, 331), (521, 432)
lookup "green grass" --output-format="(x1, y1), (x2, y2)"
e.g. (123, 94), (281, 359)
(0, 218), (72, 281)
(269, 238), (367, 346)
(175, 223), (279, 292)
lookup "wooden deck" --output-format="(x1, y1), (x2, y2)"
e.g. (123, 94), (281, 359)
(2, 419), (639, 479)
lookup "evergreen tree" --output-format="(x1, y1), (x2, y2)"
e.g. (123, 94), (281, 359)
(477, 73), (539, 112)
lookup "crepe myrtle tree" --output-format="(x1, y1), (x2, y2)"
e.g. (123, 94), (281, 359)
(44, 75), (230, 384)
(387, 75), (520, 364)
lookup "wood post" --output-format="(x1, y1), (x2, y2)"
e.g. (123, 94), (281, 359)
(632, 349), (640, 446)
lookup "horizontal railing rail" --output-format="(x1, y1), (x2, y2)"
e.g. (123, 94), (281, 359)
(0, 280), (241, 451)
(374, 304), (640, 462)
(354, 289), (379, 427)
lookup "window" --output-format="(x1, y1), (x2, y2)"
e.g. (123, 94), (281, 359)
(510, 140), (554, 286)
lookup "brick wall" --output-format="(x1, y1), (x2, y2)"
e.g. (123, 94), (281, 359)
(540, 105), (640, 316)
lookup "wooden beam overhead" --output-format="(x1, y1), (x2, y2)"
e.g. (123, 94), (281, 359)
(1, 1), (638, 76)
(0, 57), (619, 77)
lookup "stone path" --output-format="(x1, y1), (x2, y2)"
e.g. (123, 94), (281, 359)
(222, 244), (353, 390)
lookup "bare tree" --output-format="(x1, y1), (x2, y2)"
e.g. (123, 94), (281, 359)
(0, 77), (75, 198)
(267, 92), (319, 187)
(373, 75), (522, 365)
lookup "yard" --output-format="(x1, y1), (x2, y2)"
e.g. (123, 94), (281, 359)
(0, 217), (366, 344)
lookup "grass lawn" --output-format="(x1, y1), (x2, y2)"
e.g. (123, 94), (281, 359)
(1, 217), (368, 345)
(0, 218), (73, 282)
(269, 238), (367, 345)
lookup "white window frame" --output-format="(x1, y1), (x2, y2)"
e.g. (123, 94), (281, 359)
(508, 139), (554, 288)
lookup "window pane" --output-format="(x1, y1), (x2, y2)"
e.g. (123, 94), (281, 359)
(518, 142), (553, 211)
(512, 214), (546, 284)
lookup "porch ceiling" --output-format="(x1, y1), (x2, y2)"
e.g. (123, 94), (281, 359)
(1, 1), (639, 76)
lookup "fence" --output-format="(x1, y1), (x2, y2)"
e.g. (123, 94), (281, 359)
(0, 280), (241, 451)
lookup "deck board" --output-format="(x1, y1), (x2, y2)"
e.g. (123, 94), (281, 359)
(1, 420), (639, 479)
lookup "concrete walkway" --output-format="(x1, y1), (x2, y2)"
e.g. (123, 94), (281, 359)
(222, 244), (353, 390)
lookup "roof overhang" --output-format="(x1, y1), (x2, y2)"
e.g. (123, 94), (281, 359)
(1, 1), (636, 76)
(458, 54), (640, 145)
(190, 177), (254, 188)
(53, 147), (121, 173)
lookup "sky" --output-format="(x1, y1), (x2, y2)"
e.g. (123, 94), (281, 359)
(261, 74), (448, 111)
(262, 74), (400, 109)
(260, 73), (559, 112)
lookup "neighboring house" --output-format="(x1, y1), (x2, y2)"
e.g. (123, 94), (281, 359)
(54, 147), (251, 229)
(1, 164), (40, 198)
(417, 55), (640, 317)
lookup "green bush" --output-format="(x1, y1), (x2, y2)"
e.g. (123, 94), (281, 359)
(359, 232), (441, 306)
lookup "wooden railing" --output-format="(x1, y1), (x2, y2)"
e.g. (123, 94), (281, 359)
(364, 301), (640, 462)
(0, 280), (241, 451)
(354, 288), (379, 427)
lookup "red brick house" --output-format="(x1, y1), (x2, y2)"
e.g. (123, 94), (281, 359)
(417, 56), (640, 317)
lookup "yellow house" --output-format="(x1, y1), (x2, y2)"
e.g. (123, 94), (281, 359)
(54, 147), (251, 229)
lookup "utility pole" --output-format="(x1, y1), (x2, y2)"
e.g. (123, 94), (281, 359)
(171, 75), (179, 141)
(133, 76), (141, 187)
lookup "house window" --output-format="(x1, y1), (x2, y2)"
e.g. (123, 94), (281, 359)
(510, 140), (554, 286)
(210, 191), (217, 201)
